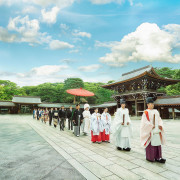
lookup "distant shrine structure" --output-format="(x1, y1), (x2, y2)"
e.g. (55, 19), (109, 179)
(102, 65), (180, 119)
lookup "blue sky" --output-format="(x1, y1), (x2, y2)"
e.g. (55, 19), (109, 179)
(0, 0), (180, 86)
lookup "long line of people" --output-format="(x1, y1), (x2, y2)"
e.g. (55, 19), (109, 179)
(32, 97), (166, 164)
(33, 104), (112, 143)
(33, 106), (74, 130)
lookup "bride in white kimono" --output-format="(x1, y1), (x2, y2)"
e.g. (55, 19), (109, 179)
(82, 103), (91, 135)
(112, 99), (132, 151)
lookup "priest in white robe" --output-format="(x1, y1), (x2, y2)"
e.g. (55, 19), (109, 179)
(112, 99), (132, 151)
(140, 97), (166, 163)
(82, 103), (91, 135)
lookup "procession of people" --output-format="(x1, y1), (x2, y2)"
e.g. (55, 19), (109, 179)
(32, 96), (166, 164)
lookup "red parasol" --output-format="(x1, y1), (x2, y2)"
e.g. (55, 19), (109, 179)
(66, 88), (94, 103)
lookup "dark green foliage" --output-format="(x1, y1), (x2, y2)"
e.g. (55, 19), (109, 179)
(155, 67), (180, 95)
(64, 78), (84, 89)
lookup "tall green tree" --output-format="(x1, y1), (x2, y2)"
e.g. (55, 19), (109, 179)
(0, 80), (26, 100)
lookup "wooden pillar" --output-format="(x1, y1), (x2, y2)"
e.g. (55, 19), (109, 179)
(135, 99), (138, 116)
(18, 104), (21, 114)
(144, 99), (146, 110)
(172, 107), (175, 120)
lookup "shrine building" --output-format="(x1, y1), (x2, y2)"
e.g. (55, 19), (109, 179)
(102, 65), (180, 119)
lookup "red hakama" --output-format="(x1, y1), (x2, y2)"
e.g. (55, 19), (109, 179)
(101, 130), (110, 142)
(91, 131), (102, 143)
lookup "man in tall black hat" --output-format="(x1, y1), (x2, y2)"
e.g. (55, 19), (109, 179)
(72, 104), (83, 137)
(112, 99), (132, 151)
(140, 97), (166, 163)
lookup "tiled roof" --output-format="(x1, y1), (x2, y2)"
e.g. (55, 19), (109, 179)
(169, 108), (180, 113)
(155, 96), (180, 106)
(0, 101), (15, 107)
(102, 65), (180, 87)
(38, 103), (63, 108)
(91, 102), (117, 108)
(103, 65), (152, 87)
(38, 103), (92, 109)
(12, 96), (41, 104)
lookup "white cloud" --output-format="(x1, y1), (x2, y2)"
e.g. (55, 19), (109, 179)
(22, 6), (38, 14)
(41, 6), (59, 24)
(6, 15), (51, 45)
(69, 49), (79, 53)
(0, 0), (20, 6)
(90, 0), (133, 5)
(163, 24), (180, 48)
(72, 30), (91, 38)
(60, 23), (69, 31)
(8, 15), (39, 33)
(29, 0), (75, 9)
(78, 64), (101, 72)
(95, 40), (119, 48)
(0, 27), (17, 42)
(0, 16), (73, 49)
(30, 65), (69, 76)
(99, 23), (180, 67)
(0, 0), (75, 9)
(49, 40), (74, 50)
(1, 64), (111, 86)
(60, 59), (75, 64)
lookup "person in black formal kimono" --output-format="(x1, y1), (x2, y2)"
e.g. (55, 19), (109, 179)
(72, 104), (83, 137)
(67, 106), (73, 130)
(59, 106), (66, 131)
(37, 108), (40, 120)
(49, 108), (54, 126)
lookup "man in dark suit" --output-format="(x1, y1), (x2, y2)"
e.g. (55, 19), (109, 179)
(37, 108), (40, 120)
(58, 106), (66, 131)
(49, 108), (54, 126)
(72, 104), (83, 137)
(66, 106), (73, 130)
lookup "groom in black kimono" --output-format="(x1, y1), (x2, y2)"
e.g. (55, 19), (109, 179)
(72, 104), (83, 137)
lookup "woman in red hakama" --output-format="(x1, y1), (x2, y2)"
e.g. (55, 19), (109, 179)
(101, 108), (111, 143)
(90, 108), (103, 144)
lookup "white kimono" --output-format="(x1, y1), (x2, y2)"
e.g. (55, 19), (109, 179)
(82, 110), (91, 134)
(140, 109), (165, 148)
(91, 113), (103, 135)
(101, 112), (111, 135)
(112, 108), (132, 148)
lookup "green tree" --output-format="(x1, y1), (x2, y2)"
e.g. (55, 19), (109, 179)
(155, 67), (180, 96)
(0, 80), (26, 100)
(155, 67), (175, 78)
(64, 78), (84, 90)
(107, 80), (115, 84)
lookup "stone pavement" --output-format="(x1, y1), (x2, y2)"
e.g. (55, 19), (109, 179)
(0, 115), (85, 180)
(0, 115), (180, 180)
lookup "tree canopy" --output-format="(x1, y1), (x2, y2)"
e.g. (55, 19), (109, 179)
(155, 67), (180, 96)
